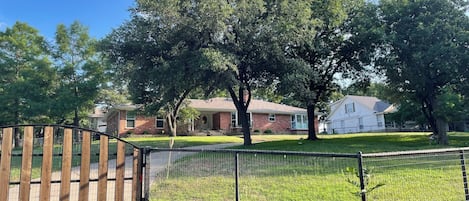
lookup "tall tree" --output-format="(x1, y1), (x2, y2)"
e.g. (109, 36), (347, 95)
(278, 0), (382, 140)
(103, 2), (227, 136)
(0, 22), (55, 146)
(52, 21), (104, 126)
(378, 0), (469, 144)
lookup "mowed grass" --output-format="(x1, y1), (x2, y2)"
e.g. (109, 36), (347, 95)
(244, 132), (469, 153)
(150, 132), (469, 201)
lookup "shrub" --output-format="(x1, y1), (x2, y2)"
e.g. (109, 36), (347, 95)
(263, 129), (273, 134)
(253, 129), (260, 133)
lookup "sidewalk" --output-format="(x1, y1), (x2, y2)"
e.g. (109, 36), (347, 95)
(7, 143), (240, 201)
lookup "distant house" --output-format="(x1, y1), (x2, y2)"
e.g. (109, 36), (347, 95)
(326, 95), (395, 134)
(105, 98), (318, 136)
(88, 106), (107, 133)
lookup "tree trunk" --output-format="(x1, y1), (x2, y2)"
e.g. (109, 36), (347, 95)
(74, 108), (79, 127)
(73, 83), (80, 127)
(238, 107), (252, 145)
(166, 114), (177, 137)
(422, 96), (449, 145)
(14, 99), (20, 147)
(227, 87), (252, 146)
(436, 119), (448, 145)
(306, 104), (319, 140)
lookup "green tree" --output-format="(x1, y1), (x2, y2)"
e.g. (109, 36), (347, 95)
(106, 0), (284, 144)
(342, 82), (390, 101)
(103, 3), (226, 136)
(0, 22), (55, 146)
(377, 0), (469, 144)
(279, 0), (382, 140)
(52, 21), (105, 126)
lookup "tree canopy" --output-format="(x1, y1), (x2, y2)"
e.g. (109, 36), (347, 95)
(377, 0), (469, 144)
(278, 0), (382, 140)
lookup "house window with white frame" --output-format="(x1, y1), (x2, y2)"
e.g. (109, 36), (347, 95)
(345, 103), (355, 113)
(291, 114), (308, 129)
(231, 112), (237, 127)
(377, 115), (383, 127)
(126, 111), (136, 128)
(231, 112), (252, 127)
(156, 116), (164, 128)
(359, 117), (364, 129)
(268, 114), (276, 122)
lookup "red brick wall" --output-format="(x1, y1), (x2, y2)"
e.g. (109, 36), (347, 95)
(252, 113), (291, 133)
(118, 110), (164, 136)
(218, 112), (232, 130)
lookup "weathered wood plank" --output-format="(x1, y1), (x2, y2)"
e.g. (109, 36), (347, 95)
(19, 126), (33, 201)
(97, 134), (109, 201)
(39, 126), (54, 201)
(78, 131), (91, 201)
(0, 128), (13, 201)
(60, 128), (73, 201)
(132, 148), (140, 201)
(115, 140), (126, 201)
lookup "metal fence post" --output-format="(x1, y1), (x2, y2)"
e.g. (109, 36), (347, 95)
(143, 147), (152, 201)
(459, 150), (469, 201)
(235, 152), (240, 201)
(357, 152), (367, 201)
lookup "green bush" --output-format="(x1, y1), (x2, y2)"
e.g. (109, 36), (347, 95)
(263, 129), (273, 134)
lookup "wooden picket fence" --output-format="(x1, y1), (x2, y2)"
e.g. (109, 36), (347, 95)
(0, 125), (144, 201)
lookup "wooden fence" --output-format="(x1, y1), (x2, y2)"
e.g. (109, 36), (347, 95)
(0, 125), (144, 201)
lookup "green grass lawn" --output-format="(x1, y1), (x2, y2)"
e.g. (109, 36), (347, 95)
(149, 132), (469, 201)
(6, 132), (469, 200)
(243, 132), (469, 153)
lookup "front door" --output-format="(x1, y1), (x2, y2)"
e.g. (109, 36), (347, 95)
(197, 112), (213, 130)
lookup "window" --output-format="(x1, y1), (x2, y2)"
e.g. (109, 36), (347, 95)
(359, 117), (364, 129)
(345, 103), (355, 113)
(377, 115), (383, 127)
(156, 116), (164, 128)
(291, 114), (308, 129)
(268, 114), (276, 122)
(231, 112), (237, 127)
(126, 111), (136, 128)
(341, 120), (345, 128)
(231, 112), (252, 127)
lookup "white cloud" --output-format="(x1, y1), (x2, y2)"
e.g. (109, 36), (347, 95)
(0, 22), (7, 31)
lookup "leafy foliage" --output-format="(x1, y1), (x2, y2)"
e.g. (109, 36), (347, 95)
(278, 0), (383, 140)
(377, 0), (469, 144)
(344, 166), (385, 197)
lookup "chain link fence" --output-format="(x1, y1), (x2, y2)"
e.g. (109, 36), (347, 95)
(146, 148), (469, 201)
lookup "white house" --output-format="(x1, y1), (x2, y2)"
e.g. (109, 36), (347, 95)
(326, 95), (395, 134)
(88, 106), (107, 133)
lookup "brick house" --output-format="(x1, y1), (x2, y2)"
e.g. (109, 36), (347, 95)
(106, 98), (318, 136)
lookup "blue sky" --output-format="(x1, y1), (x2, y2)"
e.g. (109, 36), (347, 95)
(0, 0), (134, 39)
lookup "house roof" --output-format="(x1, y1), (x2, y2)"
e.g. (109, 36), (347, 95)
(105, 98), (307, 116)
(89, 106), (107, 118)
(347, 95), (393, 113)
(188, 98), (306, 115)
(329, 95), (394, 116)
